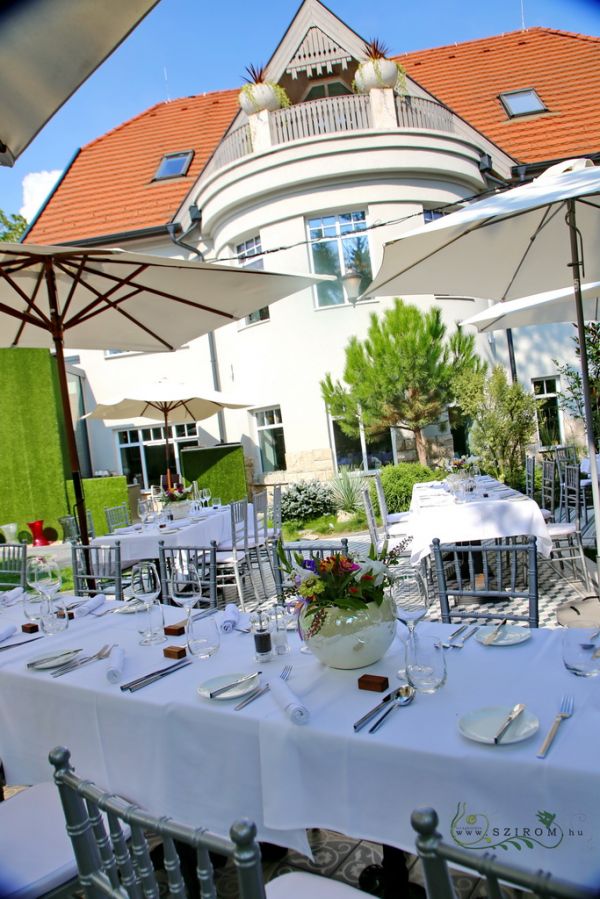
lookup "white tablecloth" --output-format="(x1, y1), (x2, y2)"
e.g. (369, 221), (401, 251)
(408, 477), (553, 564)
(93, 508), (232, 563)
(0, 601), (598, 887)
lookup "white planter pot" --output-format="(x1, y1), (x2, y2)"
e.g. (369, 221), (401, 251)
(299, 594), (396, 669)
(355, 58), (399, 92)
(239, 83), (281, 115)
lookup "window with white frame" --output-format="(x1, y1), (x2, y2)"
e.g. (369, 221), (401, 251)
(254, 406), (286, 472)
(237, 235), (270, 325)
(116, 423), (198, 487)
(304, 81), (352, 101)
(423, 208), (443, 224)
(532, 377), (562, 447)
(330, 418), (394, 472)
(308, 211), (372, 308)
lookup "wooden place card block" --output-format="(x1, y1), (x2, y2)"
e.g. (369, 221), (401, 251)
(358, 674), (389, 693)
(22, 622), (39, 633)
(164, 621), (186, 637)
(163, 645), (187, 660)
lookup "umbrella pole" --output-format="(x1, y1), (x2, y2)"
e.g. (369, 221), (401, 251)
(45, 265), (90, 548)
(164, 409), (172, 489)
(568, 200), (600, 593)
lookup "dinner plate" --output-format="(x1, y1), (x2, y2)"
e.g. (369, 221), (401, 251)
(458, 706), (539, 745)
(28, 648), (82, 670)
(476, 625), (531, 646)
(197, 672), (260, 701)
(157, 527), (178, 535)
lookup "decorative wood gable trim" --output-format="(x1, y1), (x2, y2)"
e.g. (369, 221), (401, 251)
(286, 26), (352, 78)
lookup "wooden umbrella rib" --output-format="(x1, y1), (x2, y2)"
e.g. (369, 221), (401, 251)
(55, 259), (150, 324)
(59, 257), (88, 323)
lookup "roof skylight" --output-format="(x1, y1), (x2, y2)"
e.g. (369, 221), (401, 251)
(500, 89), (546, 118)
(154, 151), (194, 181)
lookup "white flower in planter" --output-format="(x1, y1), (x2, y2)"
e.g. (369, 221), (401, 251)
(353, 38), (406, 94)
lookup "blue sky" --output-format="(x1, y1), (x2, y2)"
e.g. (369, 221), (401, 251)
(2, 0), (599, 223)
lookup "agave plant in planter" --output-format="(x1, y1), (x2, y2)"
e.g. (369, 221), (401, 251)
(353, 38), (406, 94)
(238, 63), (291, 115)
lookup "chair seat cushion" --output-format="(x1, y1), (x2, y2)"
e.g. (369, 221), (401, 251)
(0, 782), (78, 899)
(387, 511), (411, 524)
(547, 522), (577, 537)
(266, 870), (363, 898)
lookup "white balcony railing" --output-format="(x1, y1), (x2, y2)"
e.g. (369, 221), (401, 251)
(200, 94), (456, 181)
(270, 94), (372, 144)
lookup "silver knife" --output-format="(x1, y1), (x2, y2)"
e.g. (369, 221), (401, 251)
(483, 618), (508, 645)
(234, 684), (270, 710)
(353, 689), (400, 732)
(127, 660), (193, 693)
(493, 703), (525, 744)
(120, 658), (191, 691)
(27, 648), (83, 668)
(0, 636), (44, 652)
(209, 671), (261, 699)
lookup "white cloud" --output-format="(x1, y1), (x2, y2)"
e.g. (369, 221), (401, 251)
(20, 169), (62, 222)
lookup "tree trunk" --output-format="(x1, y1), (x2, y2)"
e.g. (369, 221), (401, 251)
(414, 428), (428, 466)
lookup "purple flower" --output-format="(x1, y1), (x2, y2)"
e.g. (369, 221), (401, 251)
(301, 559), (317, 572)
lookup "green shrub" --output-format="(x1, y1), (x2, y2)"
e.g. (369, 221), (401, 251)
(376, 462), (443, 513)
(180, 444), (247, 505)
(280, 480), (336, 523)
(329, 467), (366, 513)
(66, 476), (128, 537)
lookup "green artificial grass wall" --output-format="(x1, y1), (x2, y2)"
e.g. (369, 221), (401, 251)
(180, 444), (247, 504)
(65, 476), (128, 538)
(0, 348), (69, 539)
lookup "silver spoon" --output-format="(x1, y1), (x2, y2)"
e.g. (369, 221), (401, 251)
(368, 685), (415, 733)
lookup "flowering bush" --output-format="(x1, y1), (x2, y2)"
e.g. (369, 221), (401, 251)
(278, 542), (395, 637)
(160, 483), (193, 503)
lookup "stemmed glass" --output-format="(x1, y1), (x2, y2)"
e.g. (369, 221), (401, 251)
(137, 500), (150, 526)
(390, 569), (430, 648)
(170, 563), (202, 638)
(201, 488), (211, 508)
(131, 561), (165, 645)
(26, 557), (66, 634)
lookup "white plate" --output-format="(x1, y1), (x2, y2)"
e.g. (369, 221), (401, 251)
(197, 672), (260, 701)
(476, 625), (531, 646)
(157, 527), (178, 535)
(28, 648), (82, 670)
(459, 706), (539, 745)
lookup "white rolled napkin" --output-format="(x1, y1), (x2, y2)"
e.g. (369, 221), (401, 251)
(219, 603), (240, 633)
(74, 594), (106, 618)
(269, 677), (310, 725)
(0, 624), (17, 643)
(2, 586), (24, 606)
(106, 646), (125, 684)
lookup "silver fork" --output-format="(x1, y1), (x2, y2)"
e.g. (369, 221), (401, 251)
(450, 626), (479, 649)
(537, 695), (574, 758)
(51, 643), (113, 677)
(234, 664), (291, 710)
(435, 624), (468, 649)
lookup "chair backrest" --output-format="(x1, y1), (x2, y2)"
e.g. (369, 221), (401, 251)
(362, 486), (383, 551)
(564, 463), (583, 526)
(0, 542), (26, 591)
(49, 745), (267, 899)
(104, 503), (131, 534)
(431, 537), (539, 628)
(271, 485), (282, 539)
(158, 541), (217, 606)
(541, 459), (557, 515)
(554, 444), (578, 474)
(71, 543), (123, 599)
(229, 498), (249, 555)
(373, 472), (391, 533)
(272, 539), (349, 600)
(524, 454), (536, 499)
(59, 511), (96, 544)
(252, 491), (269, 545)
(411, 807), (595, 899)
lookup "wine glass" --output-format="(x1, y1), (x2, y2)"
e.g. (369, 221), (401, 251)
(26, 557), (66, 634)
(26, 556), (62, 600)
(137, 499), (149, 526)
(131, 561), (165, 646)
(170, 564), (202, 637)
(390, 569), (430, 647)
(201, 488), (211, 508)
(187, 616), (220, 659)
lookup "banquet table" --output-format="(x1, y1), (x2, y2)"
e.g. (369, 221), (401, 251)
(92, 507), (233, 564)
(0, 599), (599, 889)
(408, 476), (553, 565)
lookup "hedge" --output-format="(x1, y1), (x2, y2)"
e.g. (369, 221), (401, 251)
(373, 462), (445, 514)
(180, 444), (247, 505)
(65, 476), (129, 538)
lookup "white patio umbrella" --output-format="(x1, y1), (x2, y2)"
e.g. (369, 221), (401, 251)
(86, 381), (252, 481)
(363, 158), (600, 585)
(461, 282), (600, 332)
(0, 0), (160, 165)
(0, 242), (324, 542)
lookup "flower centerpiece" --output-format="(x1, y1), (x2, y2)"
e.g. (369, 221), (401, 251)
(158, 483), (193, 519)
(279, 544), (397, 669)
(444, 455), (480, 498)
(444, 454), (480, 475)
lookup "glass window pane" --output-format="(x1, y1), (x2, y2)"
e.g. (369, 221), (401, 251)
(537, 398), (560, 446)
(501, 89), (545, 116)
(365, 429), (394, 468)
(332, 420), (363, 469)
(342, 235), (372, 293)
(141, 428), (152, 441)
(259, 428), (286, 472)
(312, 239), (343, 306)
(328, 81), (351, 97)
(145, 444), (168, 487)
(306, 84), (326, 100)
(120, 445), (143, 485)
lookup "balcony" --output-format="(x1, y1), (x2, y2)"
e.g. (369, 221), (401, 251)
(202, 93), (456, 180)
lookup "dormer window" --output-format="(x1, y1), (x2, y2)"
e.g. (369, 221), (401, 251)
(304, 81), (352, 101)
(499, 89), (546, 118)
(154, 150), (194, 181)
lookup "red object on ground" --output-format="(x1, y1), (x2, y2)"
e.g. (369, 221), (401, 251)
(27, 520), (50, 547)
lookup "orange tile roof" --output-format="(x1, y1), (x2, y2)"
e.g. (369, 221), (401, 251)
(398, 28), (600, 164)
(26, 27), (600, 245)
(26, 89), (239, 244)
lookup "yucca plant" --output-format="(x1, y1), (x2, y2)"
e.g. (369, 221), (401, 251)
(330, 467), (367, 514)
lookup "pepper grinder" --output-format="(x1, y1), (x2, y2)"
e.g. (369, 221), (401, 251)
(251, 610), (273, 662)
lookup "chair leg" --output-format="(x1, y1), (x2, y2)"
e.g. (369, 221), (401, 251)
(574, 534), (591, 591)
(232, 561), (248, 612)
